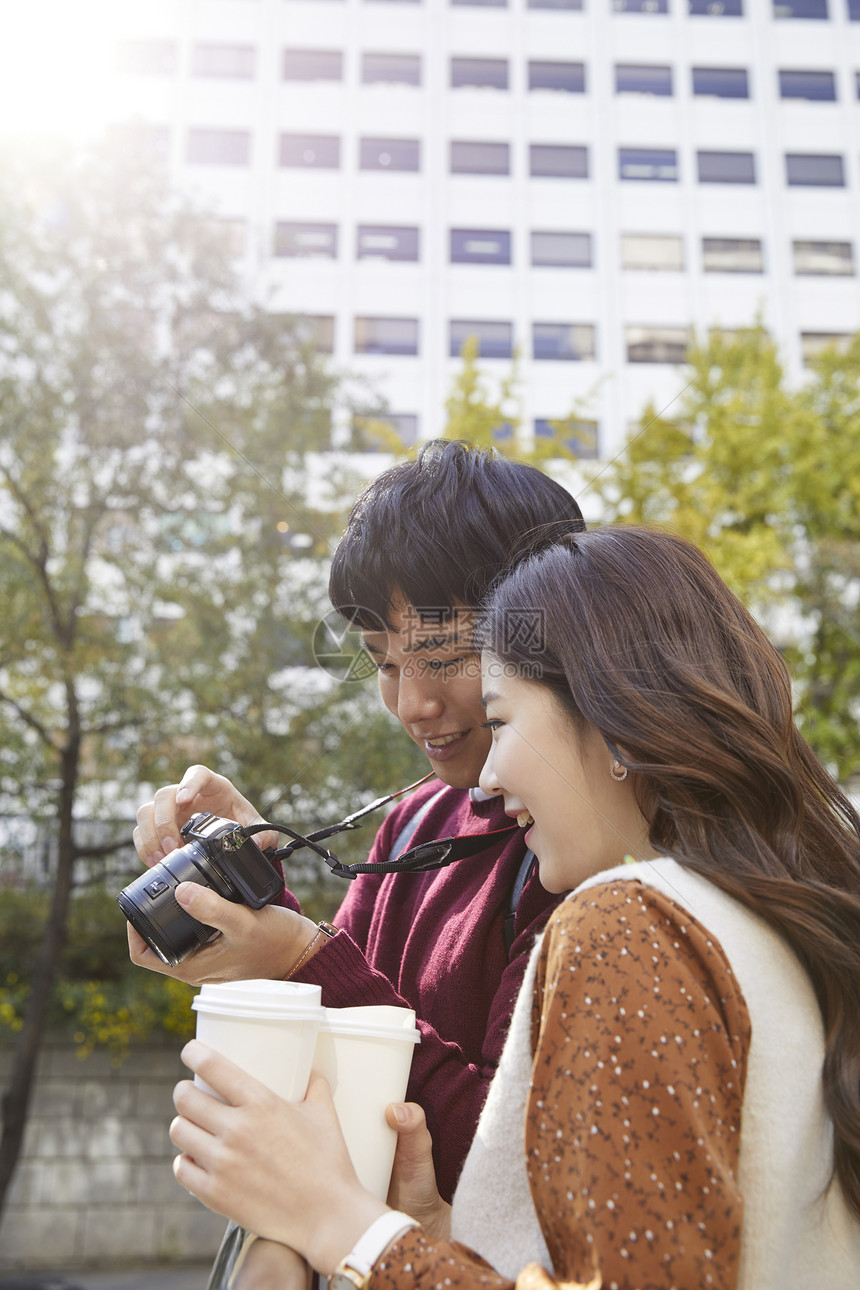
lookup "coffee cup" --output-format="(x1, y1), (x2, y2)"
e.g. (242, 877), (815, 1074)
(191, 979), (325, 1103)
(313, 1004), (420, 1200)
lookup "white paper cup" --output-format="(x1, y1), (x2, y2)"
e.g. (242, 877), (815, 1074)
(191, 979), (325, 1103)
(313, 1004), (420, 1200)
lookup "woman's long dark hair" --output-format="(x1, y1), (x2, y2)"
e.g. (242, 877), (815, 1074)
(481, 525), (860, 1218)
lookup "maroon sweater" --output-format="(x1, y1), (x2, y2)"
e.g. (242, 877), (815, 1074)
(288, 778), (563, 1201)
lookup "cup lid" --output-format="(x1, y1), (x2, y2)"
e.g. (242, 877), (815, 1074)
(319, 1004), (420, 1043)
(192, 979), (324, 1019)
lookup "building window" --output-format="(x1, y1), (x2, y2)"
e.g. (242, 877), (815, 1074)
(116, 39), (177, 75)
(355, 317), (419, 355)
(619, 148), (678, 181)
(692, 67), (749, 98)
(294, 315), (335, 354)
(786, 153), (845, 186)
(191, 44), (256, 78)
(357, 226), (420, 260)
(778, 69), (837, 100)
(360, 138), (420, 170)
(109, 124), (171, 163)
(615, 64), (673, 95)
(702, 237), (764, 272)
(626, 327), (685, 363)
(613, 0), (669, 11)
(621, 234), (684, 270)
(451, 0), (507, 7)
(451, 58), (508, 89)
(850, 0), (860, 18)
(530, 145), (588, 178)
(362, 53), (421, 85)
(449, 321), (513, 359)
(534, 418), (599, 459)
(450, 141), (510, 175)
(187, 129), (251, 165)
(773, 1), (828, 16)
(801, 332), (850, 365)
(282, 49), (343, 81)
(533, 323), (596, 361)
(697, 151), (756, 183)
(626, 326), (688, 363)
(352, 413), (420, 448)
(531, 231), (592, 267)
(274, 223), (338, 258)
(528, 0), (584, 7)
(689, 0), (743, 11)
(450, 230), (511, 265)
(529, 61), (586, 93)
(793, 240), (854, 274)
(279, 134), (340, 168)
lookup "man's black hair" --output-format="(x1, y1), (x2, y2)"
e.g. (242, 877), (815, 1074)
(329, 439), (586, 628)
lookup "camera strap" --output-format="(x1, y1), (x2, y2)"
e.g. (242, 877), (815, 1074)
(246, 772), (524, 883)
(332, 823), (520, 880)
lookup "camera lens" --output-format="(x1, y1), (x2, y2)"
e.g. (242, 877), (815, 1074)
(117, 841), (221, 967)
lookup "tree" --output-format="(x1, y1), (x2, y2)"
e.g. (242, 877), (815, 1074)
(441, 334), (599, 462)
(0, 140), (423, 1223)
(586, 324), (860, 779)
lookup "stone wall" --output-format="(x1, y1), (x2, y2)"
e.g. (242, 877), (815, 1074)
(0, 1034), (227, 1271)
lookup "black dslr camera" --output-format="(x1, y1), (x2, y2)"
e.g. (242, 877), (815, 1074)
(117, 812), (283, 968)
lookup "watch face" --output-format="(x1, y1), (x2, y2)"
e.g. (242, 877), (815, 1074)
(330, 1268), (370, 1290)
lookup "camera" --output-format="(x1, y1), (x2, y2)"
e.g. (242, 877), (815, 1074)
(117, 812), (283, 968)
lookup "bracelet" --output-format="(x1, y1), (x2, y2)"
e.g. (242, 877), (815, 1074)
(286, 920), (338, 979)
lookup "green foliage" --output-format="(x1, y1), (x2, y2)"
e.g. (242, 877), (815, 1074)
(0, 886), (198, 1064)
(444, 335), (522, 449)
(588, 324), (860, 779)
(0, 137), (435, 1084)
(442, 335), (598, 464)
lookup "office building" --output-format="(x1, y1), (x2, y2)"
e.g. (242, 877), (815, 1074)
(112, 0), (860, 456)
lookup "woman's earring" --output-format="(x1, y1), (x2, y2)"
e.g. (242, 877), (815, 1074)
(610, 759), (628, 782)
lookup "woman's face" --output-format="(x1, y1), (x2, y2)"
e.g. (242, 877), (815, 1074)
(478, 654), (656, 893)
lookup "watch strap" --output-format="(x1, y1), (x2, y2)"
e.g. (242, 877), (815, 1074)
(332, 1210), (418, 1285)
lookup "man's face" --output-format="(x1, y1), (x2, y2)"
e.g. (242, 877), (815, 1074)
(361, 596), (491, 790)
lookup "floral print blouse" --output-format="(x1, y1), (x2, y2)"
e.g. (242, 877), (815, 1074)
(372, 880), (751, 1290)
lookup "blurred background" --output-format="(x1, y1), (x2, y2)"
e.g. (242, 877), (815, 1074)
(1, 0), (859, 1277)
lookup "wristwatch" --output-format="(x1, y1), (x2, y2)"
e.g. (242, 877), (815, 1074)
(329, 1254), (373, 1290)
(329, 1212), (418, 1290)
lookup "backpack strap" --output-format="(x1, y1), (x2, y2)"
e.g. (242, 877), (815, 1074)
(503, 849), (537, 955)
(387, 786), (449, 862)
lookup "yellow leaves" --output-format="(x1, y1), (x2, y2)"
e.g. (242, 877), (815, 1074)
(587, 322), (860, 777)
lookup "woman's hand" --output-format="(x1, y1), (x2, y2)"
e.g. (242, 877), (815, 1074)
(170, 1042), (387, 1273)
(385, 1101), (451, 1239)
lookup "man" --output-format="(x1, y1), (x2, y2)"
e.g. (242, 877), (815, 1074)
(130, 439), (585, 1200)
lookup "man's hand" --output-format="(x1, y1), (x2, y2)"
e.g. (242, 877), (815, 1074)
(230, 1238), (313, 1290)
(385, 1101), (451, 1239)
(126, 883), (321, 985)
(133, 764), (277, 867)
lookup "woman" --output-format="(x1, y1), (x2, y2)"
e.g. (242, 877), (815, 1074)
(170, 526), (860, 1290)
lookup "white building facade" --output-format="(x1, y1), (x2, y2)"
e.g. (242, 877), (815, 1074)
(113, 0), (860, 457)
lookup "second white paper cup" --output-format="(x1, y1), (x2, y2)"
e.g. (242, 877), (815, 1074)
(313, 1004), (420, 1201)
(191, 979), (325, 1103)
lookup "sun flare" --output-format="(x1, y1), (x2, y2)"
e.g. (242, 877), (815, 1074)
(0, 1), (141, 143)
